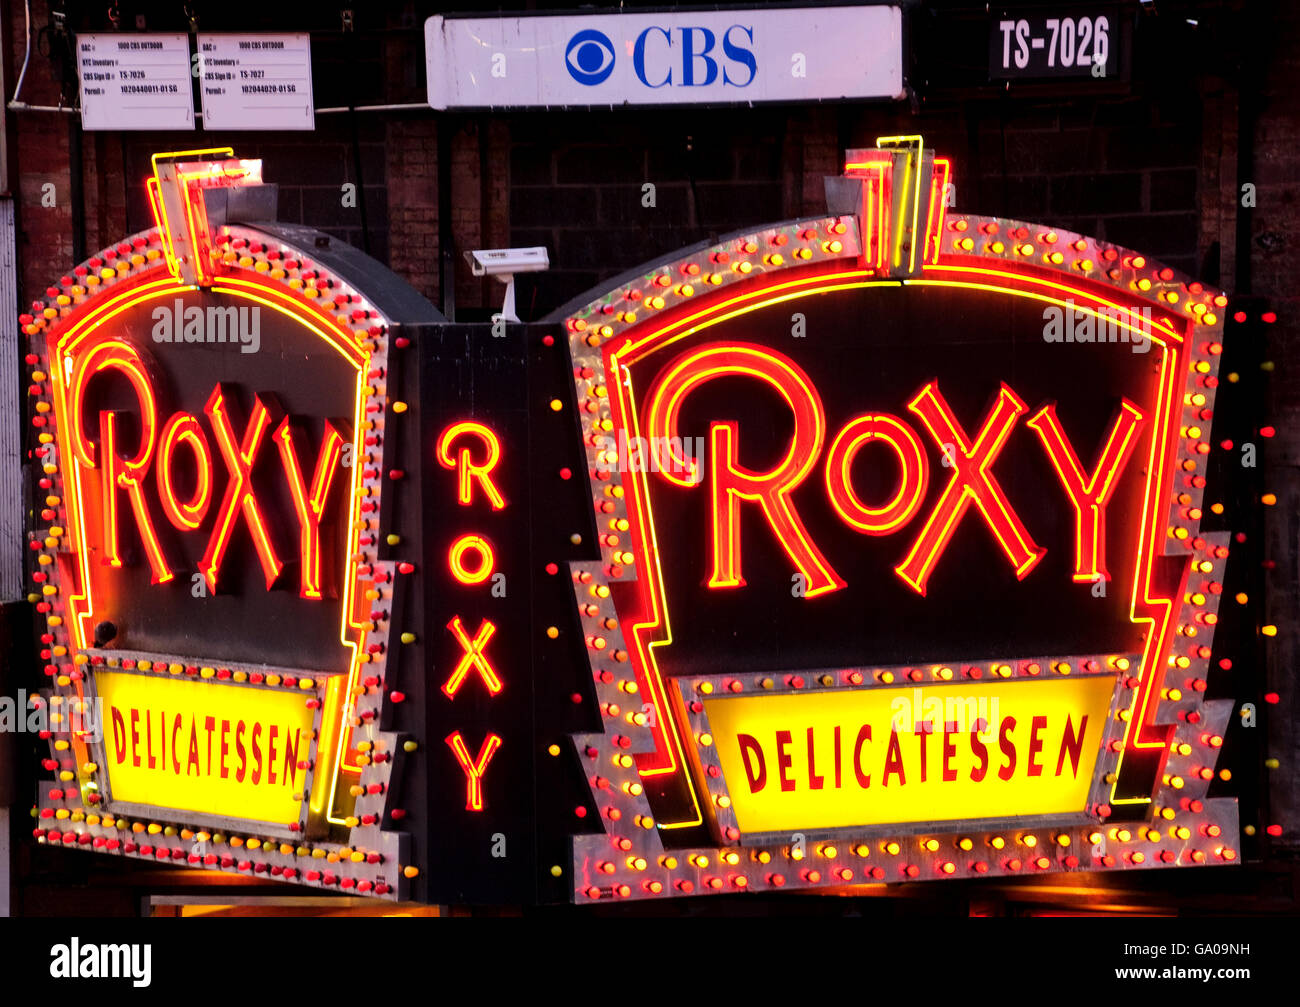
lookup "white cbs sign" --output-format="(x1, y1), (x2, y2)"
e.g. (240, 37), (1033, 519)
(425, 6), (904, 109)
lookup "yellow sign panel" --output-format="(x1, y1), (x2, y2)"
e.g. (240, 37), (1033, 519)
(704, 676), (1115, 834)
(95, 671), (317, 827)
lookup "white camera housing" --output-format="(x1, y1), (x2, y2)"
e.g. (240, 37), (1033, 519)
(463, 247), (550, 323)
(466, 246), (549, 277)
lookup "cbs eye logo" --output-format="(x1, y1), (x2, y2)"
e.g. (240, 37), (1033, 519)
(565, 29), (616, 85)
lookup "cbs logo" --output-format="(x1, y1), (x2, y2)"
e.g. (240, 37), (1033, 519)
(565, 29), (616, 86)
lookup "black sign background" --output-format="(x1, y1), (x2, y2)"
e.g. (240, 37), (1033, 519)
(414, 323), (602, 904)
(989, 5), (1122, 80)
(70, 289), (357, 673)
(620, 282), (1167, 679)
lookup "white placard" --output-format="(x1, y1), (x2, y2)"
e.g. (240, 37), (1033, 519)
(197, 33), (315, 130)
(426, 6), (904, 109)
(77, 33), (194, 131)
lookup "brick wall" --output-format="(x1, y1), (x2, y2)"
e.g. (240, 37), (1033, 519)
(10, 0), (75, 302)
(1250, 0), (1300, 850)
(7, 3), (393, 304)
(507, 107), (787, 311)
(501, 91), (1209, 313)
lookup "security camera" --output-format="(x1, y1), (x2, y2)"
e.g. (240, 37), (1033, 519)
(464, 247), (549, 322)
(465, 246), (549, 277)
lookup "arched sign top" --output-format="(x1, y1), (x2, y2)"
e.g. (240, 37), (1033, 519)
(558, 136), (1237, 901)
(22, 148), (438, 899)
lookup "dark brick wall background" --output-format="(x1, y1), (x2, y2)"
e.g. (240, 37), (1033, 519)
(5, 5), (1226, 315)
(506, 93), (1207, 312)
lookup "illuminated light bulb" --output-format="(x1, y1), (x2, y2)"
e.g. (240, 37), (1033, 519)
(884, 841), (900, 856)
(1262, 624), (1278, 637)
(819, 844), (838, 859)
(989, 835), (1005, 850)
(922, 839), (939, 852)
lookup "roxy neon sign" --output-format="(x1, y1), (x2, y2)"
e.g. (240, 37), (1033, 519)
(645, 341), (1147, 597)
(69, 338), (348, 598)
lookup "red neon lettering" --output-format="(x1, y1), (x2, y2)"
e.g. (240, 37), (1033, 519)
(447, 533), (495, 586)
(645, 343), (843, 597)
(442, 616), (503, 699)
(273, 417), (348, 599)
(69, 341), (172, 582)
(199, 386), (284, 592)
(156, 413), (213, 531)
(1026, 400), (1145, 582)
(896, 381), (1044, 595)
(436, 421), (507, 510)
(445, 731), (503, 811)
(99, 411), (173, 582)
(825, 413), (929, 535)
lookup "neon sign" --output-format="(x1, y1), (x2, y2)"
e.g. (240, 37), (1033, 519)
(437, 418), (508, 809)
(67, 339), (350, 598)
(645, 343), (1147, 597)
(21, 138), (1248, 906)
(561, 136), (1240, 900)
(25, 149), (416, 898)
